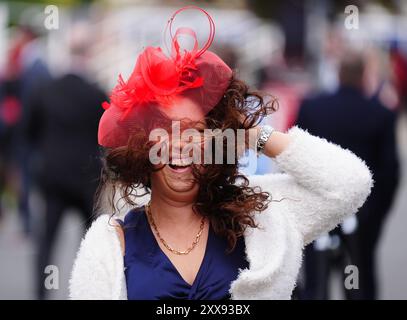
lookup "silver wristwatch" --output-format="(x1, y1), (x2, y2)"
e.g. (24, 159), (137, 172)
(256, 125), (274, 154)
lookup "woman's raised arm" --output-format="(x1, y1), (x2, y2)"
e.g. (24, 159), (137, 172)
(248, 126), (373, 246)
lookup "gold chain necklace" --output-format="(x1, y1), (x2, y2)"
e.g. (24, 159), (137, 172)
(145, 201), (205, 255)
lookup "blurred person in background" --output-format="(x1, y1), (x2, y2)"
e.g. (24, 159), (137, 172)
(364, 46), (400, 113)
(389, 42), (407, 111)
(0, 79), (20, 225)
(16, 25), (51, 236)
(22, 22), (106, 299)
(0, 25), (50, 235)
(296, 52), (399, 299)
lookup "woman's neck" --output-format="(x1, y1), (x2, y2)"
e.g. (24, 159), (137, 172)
(149, 193), (202, 231)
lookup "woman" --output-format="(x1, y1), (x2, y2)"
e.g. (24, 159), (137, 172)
(69, 7), (372, 300)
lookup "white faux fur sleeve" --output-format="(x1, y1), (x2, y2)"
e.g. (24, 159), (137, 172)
(69, 214), (126, 299)
(251, 126), (373, 246)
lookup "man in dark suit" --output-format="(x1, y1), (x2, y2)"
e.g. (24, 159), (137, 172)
(296, 53), (399, 299)
(24, 71), (106, 299)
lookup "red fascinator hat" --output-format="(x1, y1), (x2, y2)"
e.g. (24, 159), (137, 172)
(98, 6), (233, 148)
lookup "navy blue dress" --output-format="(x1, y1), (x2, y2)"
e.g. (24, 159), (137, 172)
(118, 208), (249, 300)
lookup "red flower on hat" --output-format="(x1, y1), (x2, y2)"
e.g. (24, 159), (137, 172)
(103, 32), (205, 121)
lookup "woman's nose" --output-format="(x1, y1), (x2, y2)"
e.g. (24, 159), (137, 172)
(169, 131), (204, 159)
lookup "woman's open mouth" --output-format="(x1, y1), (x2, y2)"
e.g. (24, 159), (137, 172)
(167, 159), (193, 173)
(168, 164), (190, 171)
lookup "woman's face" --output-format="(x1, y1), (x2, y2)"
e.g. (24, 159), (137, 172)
(150, 97), (207, 202)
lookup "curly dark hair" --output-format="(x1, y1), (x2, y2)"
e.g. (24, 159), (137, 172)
(95, 76), (278, 252)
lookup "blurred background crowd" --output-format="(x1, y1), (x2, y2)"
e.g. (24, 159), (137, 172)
(0, 0), (406, 300)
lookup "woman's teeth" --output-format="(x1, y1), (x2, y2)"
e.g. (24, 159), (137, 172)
(168, 159), (192, 171)
(169, 163), (190, 170)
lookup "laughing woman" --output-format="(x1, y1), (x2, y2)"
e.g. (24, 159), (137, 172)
(69, 7), (372, 300)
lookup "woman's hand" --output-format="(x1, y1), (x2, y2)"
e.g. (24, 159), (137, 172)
(260, 128), (292, 158)
(240, 114), (291, 158)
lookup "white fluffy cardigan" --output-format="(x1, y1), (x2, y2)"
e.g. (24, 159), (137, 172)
(69, 126), (373, 300)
